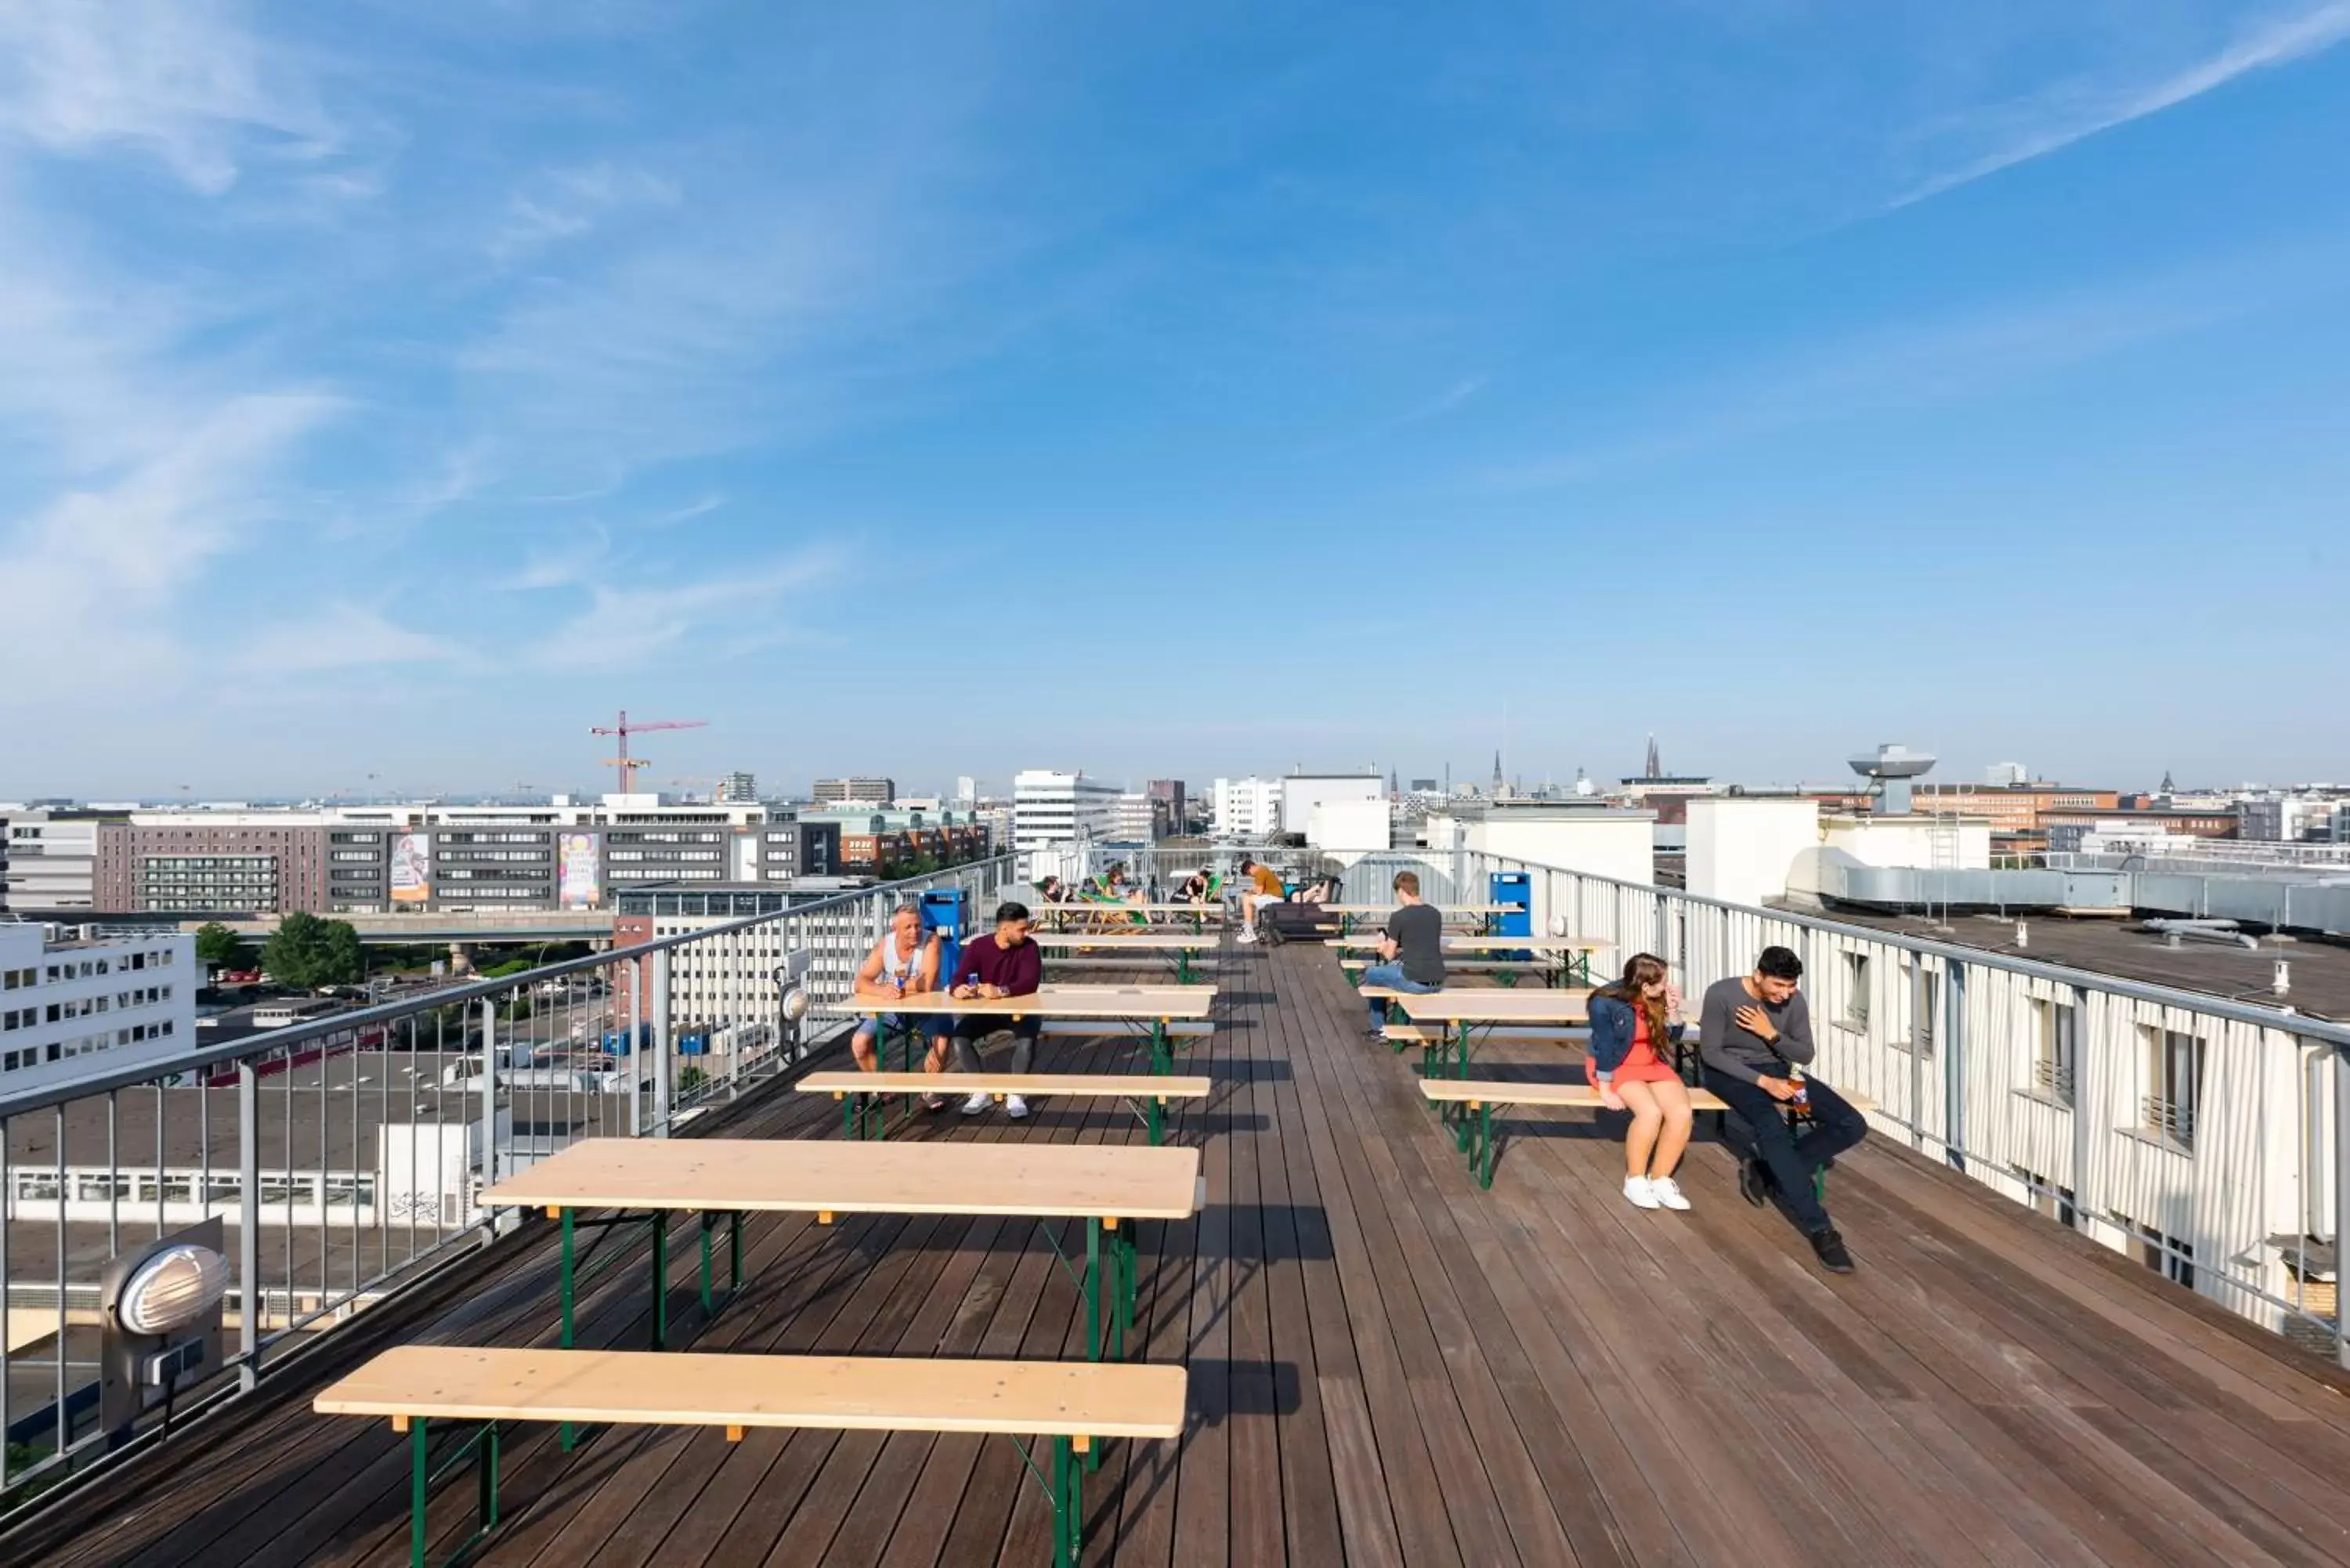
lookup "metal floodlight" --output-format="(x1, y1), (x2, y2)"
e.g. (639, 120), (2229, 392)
(100, 1217), (229, 1436)
(780, 987), (812, 1024)
(118, 1244), (231, 1335)
(1549, 914), (1570, 938)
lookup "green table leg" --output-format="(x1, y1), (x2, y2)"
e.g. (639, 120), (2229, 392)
(559, 1207), (577, 1450)
(1145, 1093), (1163, 1146)
(731, 1210), (743, 1293)
(410, 1416), (429, 1568)
(1115, 1227), (1135, 1358)
(476, 1421), (501, 1532)
(1151, 1020), (1169, 1075)
(700, 1213), (715, 1315)
(650, 1212), (668, 1350)
(1052, 1435), (1080, 1566)
(1085, 1218), (1103, 1362)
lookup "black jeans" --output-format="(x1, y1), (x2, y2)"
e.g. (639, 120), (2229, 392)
(1702, 1068), (1867, 1235)
(950, 1014), (1042, 1075)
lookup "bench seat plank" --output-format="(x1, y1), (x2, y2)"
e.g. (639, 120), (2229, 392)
(1419, 1079), (1730, 1111)
(798, 1072), (1210, 1099)
(314, 1346), (1188, 1440)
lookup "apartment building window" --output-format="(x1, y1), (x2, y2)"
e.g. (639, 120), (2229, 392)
(1842, 952), (1870, 1028)
(2135, 1225), (2196, 1290)
(2138, 1027), (2205, 1152)
(2030, 998), (2077, 1106)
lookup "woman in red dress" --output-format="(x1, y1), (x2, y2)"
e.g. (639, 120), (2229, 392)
(1587, 952), (1694, 1209)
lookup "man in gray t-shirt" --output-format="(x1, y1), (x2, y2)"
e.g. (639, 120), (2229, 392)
(1359, 870), (1445, 1037)
(1697, 946), (1867, 1274)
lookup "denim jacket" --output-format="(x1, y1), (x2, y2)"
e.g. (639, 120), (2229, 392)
(1588, 993), (1686, 1083)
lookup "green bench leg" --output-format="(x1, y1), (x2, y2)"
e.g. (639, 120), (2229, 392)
(1052, 1434), (1083, 1566)
(407, 1416), (503, 1568)
(650, 1212), (668, 1350)
(559, 1207), (577, 1451)
(1145, 1093), (1164, 1146)
(1085, 1219), (1103, 1363)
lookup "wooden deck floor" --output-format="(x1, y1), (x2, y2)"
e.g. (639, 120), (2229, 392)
(22, 943), (2350, 1566)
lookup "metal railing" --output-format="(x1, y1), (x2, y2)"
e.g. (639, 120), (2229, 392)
(0, 853), (1026, 1512)
(1082, 839), (2350, 1364)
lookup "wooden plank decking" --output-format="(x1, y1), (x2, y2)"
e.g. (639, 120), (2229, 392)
(18, 943), (2350, 1566)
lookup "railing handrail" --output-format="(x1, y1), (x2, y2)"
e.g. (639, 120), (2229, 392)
(1216, 841), (2350, 1049)
(0, 853), (1022, 1117)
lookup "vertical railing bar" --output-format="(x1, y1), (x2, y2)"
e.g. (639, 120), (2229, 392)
(237, 1059), (260, 1391)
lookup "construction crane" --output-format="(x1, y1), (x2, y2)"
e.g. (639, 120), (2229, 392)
(591, 710), (707, 795)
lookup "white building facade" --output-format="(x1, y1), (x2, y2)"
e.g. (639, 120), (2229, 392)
(1012, 771), (1122, 851)
(1278, 774), (1385, 838)
(0, 921), (196, 1090)
(1213, 777), (1282, 840)
(1109, 793), (1159, 843)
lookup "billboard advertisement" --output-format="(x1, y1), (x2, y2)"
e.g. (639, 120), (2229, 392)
(558, 832), (601, 909)
(389, 832), (432, 905)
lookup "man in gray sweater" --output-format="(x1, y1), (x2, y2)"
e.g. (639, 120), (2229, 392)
(1698, 945), (1867, 1273)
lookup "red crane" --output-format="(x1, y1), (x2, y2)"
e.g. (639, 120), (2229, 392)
(591, 710), (707, 795)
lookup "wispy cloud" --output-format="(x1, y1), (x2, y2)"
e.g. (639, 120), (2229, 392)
(491, 160), (682, 259)
(233, 605), (465, 674)
(1484, 241), (2349, 490)
(649, 494), (726, 528)
(1897, 2), (2350, 206)
(0, 394), (343, 681)
(0, 0), (341, 193)
(526, 547), (844, 672)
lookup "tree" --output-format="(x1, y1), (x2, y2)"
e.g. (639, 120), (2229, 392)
(193, 922), (248, 971)
(262, 913), (366, 991)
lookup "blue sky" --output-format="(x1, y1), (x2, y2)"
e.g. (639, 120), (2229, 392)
(2, 1), (2348, 800)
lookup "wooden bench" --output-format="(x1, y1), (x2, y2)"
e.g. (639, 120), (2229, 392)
(1420, 1077), (1726, 1187)
(800, 1070), (1211, 1145)
(1380, 1023), (1584, 1048)
(1419, 1078), (1879, 1193)
(315, 1344), (1185, 1567)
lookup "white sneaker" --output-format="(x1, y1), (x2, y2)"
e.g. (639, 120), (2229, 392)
(1236, 928), (1257, 944)
(1623, 1176), (1661, 1209)
(1648, 1176), (1690, 1211)
(1005, 1094), (1030, 1120)
(960, 1092), (990, 1116)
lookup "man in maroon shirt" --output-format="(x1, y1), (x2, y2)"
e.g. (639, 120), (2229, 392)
(948, 901), (1045, 1118)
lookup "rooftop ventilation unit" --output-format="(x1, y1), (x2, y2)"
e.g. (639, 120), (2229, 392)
(1848, 743), (1936, 816)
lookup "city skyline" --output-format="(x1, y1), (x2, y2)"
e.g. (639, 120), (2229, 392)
(3, 5), (2348, 790)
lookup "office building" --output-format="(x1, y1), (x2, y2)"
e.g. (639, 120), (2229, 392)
(1109, 793), (1158, 843)
(1986, 761), (2030, 786)
(1278, 773), (1384, 837)
(954, 776), (978, 805)
(1012, 771), (1121, 851)
(0, 919), (194, 1090)
(1145, 779), (1187, 833)
(2, 810), (103, 910)
(97, 815), (330, 914)
(717, 771), (760, 804)
(812, 777), (895, 807)
(1213, 777), (1282, 839)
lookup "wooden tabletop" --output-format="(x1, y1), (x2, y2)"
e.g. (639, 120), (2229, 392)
(1031, 934), (1219, 950)
(1327, 936), (1611, 952)
(837, 984), (1215, 1020)
(315, 1345), (1189, 1440)
(482, 1136), (1204, 1221)
(1034, 902), (1227, 916)
(1393, 988), (1600, 1024)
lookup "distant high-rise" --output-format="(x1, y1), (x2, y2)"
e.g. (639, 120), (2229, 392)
(813, 777), (894, 807)
(718, 771), (759, 803)
(954, 775), (978, 804)
(1984, 762), (2028, 788)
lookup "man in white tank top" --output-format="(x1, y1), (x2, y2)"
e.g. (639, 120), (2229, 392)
(851, 903), (952, 1107)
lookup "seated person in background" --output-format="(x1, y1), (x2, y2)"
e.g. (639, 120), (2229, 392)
(1587, 952), (1693, 1211)
(1036, 874), (1069, 905)
(1236, 856), (1289, 944)
(1173, 868), (1215, 905)
(1358, 870), (1446, 1039)
(947, 901), (1045, 1120)
(1292, 873), (1341, 905)
(849, 902), (952, 1109)
(1697, 945), (1867, 1274)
